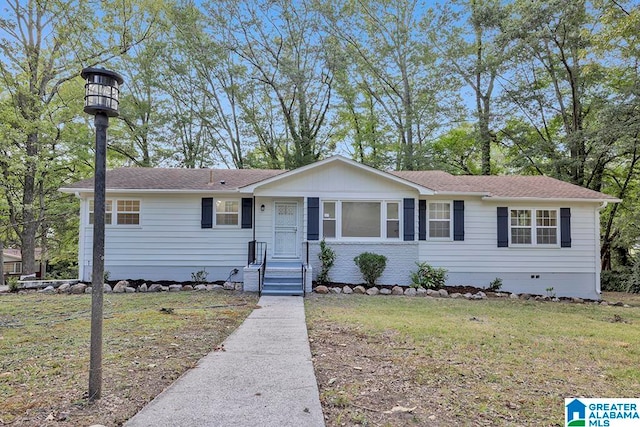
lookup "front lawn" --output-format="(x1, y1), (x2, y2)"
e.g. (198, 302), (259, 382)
(305, 293), (640, 426)
(0, 291), (257, 426)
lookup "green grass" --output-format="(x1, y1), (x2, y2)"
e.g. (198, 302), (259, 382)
(0, 291), (257, 426)
(306, 294), (640, 426)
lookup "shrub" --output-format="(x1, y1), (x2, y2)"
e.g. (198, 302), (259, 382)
(191, 268), (209, 285)
(487, 277), (502, 292)
(601, 269), (630, 292)
(353, 252), (387, 286)
(410, 262), (447, 289)
(624, 258), (640, 293)
(317, 239), (336, 285)
(6, 277), (20, 292)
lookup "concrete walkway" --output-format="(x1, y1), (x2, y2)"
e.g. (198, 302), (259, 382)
(125, 296), (325, 427)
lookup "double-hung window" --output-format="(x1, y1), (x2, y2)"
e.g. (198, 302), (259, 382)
(89, 199), (113, 225)
(116, 200), (140, 225)
(428, 202), (451, 239)
(510, 208), (558, 245)
(215, 200), (239, 226)
(322, 200), (401, 239)
(89, 199), (139, 225)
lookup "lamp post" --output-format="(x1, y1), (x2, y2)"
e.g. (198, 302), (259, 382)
(81, 67), (123, 401)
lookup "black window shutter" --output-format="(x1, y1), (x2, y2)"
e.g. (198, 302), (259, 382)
(560, 208), (571, 248)
(307, 197), (319, 240)
(497, 206), (508, 247)
(403, 198), (415, 241)
(201, 198), (213, 229)
(241, 198), (253, 229)
(453, 200), (465, 241)
(418, 200), (427, 240)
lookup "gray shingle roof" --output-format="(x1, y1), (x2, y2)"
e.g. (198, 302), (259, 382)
(62, 164), (617, 200)
(63, 167), (286, 191)
(391, 171), (618, 200)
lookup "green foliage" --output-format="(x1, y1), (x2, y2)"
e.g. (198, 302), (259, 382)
(601, 269), (631, 292)
(103, 270), (111, 283)
(623, 258), (640, 294)
(6, 276), (20, 293)
(317, 239), (336, 285)
(410, 262), (448, 289)
(46, 260), (78, 280)
(545, 287), (556, 298)
(191, 268), (209, 285)
(488, 277), (503, 292)
(353, 252), (387, 286)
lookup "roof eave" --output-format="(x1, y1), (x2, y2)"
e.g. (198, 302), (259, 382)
(59, 188), (243, 195)
(481, 196), (621, 203)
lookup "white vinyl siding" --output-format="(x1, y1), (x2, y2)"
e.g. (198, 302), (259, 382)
(420, 200), (595, 273)
(80, 194), (252, 281)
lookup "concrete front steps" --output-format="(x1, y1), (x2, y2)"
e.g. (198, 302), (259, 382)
(262, 261), (305, 296)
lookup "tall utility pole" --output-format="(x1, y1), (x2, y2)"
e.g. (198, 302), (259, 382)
(81, 67), (124, 401)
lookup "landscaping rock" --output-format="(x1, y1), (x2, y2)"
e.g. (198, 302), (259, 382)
(113, 281), (128, 293)
(235, 282), (243, 291)
(438, 289), (449, 298)
(195, 284), (207, 291)
(223, 281), (235, 290)
(379, 288), (391, 295)
(124, 286), (136, 293)
(613, 301), (624, 307)
(182, 285), (194, 291)
(315, 285), (329, 294)
(103, 283), (112, 293)
(70, 283), (87, 294)
(85, 287), (92, 294)
(353, 285), (366, 294)
(366, 287), (379, 296)
(476, 291), (487, 299)
(210, 284), (224, 291)
(472, 293), (485, 300)
(161, 286), (169, 292)
(600, 301), (608, 306)
(572, 297), (584, 304)
(342, 286), (353, 294)
(57, 283), (71, 294)
(391, 286), (404, 295)
(330, 287), (342, 294)
(510, 293), (519, 299)
(416, 288), (427, 296)
(39, 285), (55, 294)
(463, 293), (473, 299)
(148, 284), (163, 292)
(139, 283), (148, 293)
(519, 293), (532, 300)
(450, 292), (462, 299)
(404, 288), (417, 297)
(168, 285), (182, 292)
(426, 289), (439, 297)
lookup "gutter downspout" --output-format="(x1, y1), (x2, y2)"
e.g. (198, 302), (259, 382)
(595, 201), (608, 297)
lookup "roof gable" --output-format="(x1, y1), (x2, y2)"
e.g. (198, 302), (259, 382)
(241, 156), (433, 194)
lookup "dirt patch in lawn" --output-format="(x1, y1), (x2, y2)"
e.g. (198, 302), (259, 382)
(0, 292), (257, 426)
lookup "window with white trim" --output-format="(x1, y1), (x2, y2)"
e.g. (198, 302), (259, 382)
(10, 262), (22, 274)
(510, 208), (557, 245)
(89, 199), (139, 225)
(428, 202), (451, 239)
(323, 201), (336, 238)
(321, 200), (401, 239)
(215, 200), (239, 226)
(89, 199), (113, 225)
(386, 202), (400, 238)
(116, 200), (140, 225)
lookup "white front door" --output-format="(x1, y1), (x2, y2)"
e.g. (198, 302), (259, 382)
(274, 202), (298, 258)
